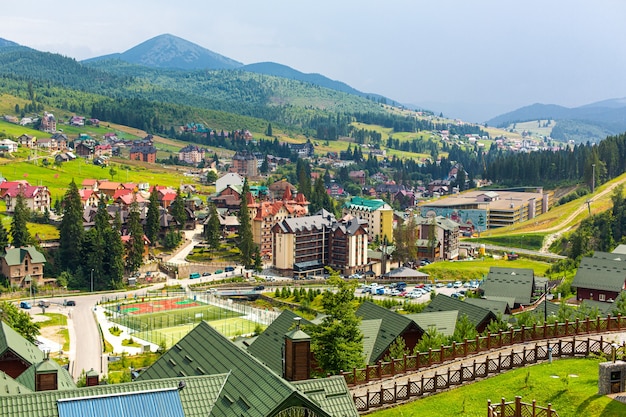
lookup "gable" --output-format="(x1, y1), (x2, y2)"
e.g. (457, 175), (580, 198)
(572, 257), (626, 293)
(0, 322), (44, 367)
(137, 321), (331, 417)
(425, 294), (496, 329)
(482, 267), (535, 305)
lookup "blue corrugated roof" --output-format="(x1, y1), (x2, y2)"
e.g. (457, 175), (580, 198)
(58, 388), (184, 417)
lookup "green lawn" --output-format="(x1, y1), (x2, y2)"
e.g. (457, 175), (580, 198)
(465, 233), (547, 251)
(369, 358), (626, 417)
(419, 257), (552, 282)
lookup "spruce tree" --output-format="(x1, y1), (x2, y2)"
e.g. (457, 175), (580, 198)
(126, 201), (144, 272)
(238, 178), (254, 268)
(10, 192), (32, 248)
(205, 203), (221, 250)
(145, 187), (160, 245)
(170, 188), (186, 230)
(58, 179), (83, 272)
(0, 222), (8, 253)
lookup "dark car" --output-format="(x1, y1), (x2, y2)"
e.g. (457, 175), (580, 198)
(225, 266), (235, 272)
(253, 285), (265, 291)
(63, 300), (76, 306)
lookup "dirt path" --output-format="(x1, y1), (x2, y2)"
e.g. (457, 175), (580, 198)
(540, 177), (626, 252)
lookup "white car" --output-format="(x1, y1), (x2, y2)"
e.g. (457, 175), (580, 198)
(453, 281), (463, 288)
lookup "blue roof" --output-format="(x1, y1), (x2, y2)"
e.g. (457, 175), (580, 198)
(57, 388), (184, 417)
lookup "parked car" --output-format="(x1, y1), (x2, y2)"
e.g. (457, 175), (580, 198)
(202, 272), (211, 276)
(19, 301), (31, 309)
(189, 272), (201, 279)
(453, 281), (463, 288)
(38, 299), (50, 308)
(215, 269), (224, 274)
(253, 285), (265, 291)
(63, 300), (76, 306)
(225, 266), (235, 272)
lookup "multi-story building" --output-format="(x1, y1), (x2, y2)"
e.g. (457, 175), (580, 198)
(249, 187), (309, 259)
(1, 182), (51, 213)
(230, 151), (258, 177)
(272, 210), (368, 278)
(178, 144), (205, 164)
(40, 112), (56, 133)
(343, 197), (393, 243)
(129, 143), (157, 163)
(413, 215), (460, 261)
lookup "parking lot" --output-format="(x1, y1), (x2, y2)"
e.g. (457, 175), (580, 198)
(356, 279), (482, 304)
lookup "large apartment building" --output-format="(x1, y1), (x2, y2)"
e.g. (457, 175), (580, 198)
(342, 197), (393, 243)
(272, 210), (368, 278)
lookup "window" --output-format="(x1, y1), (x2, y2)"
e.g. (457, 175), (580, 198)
(599, 294), (606, 302)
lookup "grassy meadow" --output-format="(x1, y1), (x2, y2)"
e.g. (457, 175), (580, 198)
(368, 358), (626, 417)
(419, 256), (552, 282)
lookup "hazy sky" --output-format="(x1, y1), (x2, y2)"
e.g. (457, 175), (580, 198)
(4, 0), (626, 122)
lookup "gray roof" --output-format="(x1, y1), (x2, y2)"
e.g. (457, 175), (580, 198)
(612, 245), (626, 255)
(275, 215), (332, 233)
(482, 267), (535, 305)
(383, 267), (429, 279)
(572, 257), (626, 293)
(593, 251), (626, 262)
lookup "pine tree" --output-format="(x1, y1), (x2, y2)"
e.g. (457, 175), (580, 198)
(253, 245), (263, 273)
(10, 192), (33, 248)
(205, 203), (221, 250)
(238, 179), (254, 268)
(126, 201), (144, 272)
(0, 222), (8, 253)
(170, 188), (186, 230)
(58, 180), (84, 272)
(145, 187), (160, 245)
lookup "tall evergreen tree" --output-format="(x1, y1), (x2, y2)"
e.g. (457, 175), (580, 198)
(126, 201), (144, 272)
(238, 179), (254, 268)
(0, 221), (8, 253)
(308, 270), (364, 374)
(58, 180), (83, 272)
(10, 192), (32, 248)
(170, 188), (186, 230)
(145, 187), (161, 246)
(205, 203), (221, 250)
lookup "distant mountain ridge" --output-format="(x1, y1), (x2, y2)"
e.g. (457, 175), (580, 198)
(487, 99), (626, 143)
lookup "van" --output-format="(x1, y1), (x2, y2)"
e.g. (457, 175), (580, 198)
(189, 272), (201, 279)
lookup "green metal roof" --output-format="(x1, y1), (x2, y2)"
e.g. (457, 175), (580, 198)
(0, 374), (228, 417)
(406, 311), (459, 337)
(464, 298), (512, 315)
(593, 251), (626, 262)
(292, 376), (359, 417)
(16, 359), (76, 392)
(247, 310), (313, 375)
(343, 197), (389, 212)
(0, 321), (44, 367)
(572, 257), (626, 293)
(3, 246), (46, 266)
(359, 319), (382, 364)
(0, 370), (31, 396)
(356, 301), (422, 364)
(482, 267), (535, 305)
(425, 294), (496, 329)
(137, 321), (331, 417)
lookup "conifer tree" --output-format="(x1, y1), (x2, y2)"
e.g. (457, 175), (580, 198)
(58, 180), (84, 272)
(170, 188), (186, 230)
(205, 203), (221, 250)
(126, 201), (144, 272)
(0, 222), (8, 253)
(10, 192), (33, 248)
(145, 187), (160, 245)
(238, 178), (254, 268)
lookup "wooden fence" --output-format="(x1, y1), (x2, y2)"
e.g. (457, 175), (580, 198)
(487, 396), (558, 417)
(342, 314), (626, 386)
(352, 337), (610, 411)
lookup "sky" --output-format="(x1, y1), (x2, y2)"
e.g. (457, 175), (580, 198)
(3, 0), (626, 122)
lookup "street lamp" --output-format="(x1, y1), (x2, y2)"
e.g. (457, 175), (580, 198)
(91, 269), (94, 292)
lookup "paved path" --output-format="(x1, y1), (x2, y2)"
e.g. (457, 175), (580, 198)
(349, 331), (626, 399)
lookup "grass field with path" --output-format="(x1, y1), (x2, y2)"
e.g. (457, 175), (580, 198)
(368, 357), (626, 417)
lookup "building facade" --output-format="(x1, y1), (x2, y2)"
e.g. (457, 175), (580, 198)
(343, 197), (393, 242)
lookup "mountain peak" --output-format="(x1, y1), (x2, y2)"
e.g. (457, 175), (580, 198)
(87, 33), (243, 70)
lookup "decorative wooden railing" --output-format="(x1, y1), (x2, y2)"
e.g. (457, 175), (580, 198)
(352, 337), (606, 411)
(342, 314), (625, 386)
(487, 396), (558, 417)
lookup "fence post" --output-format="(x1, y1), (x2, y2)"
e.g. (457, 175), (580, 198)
(532, 399), (537, 416)
(558, 339), (563, 357)
(488, 399), (492, 417)
(510, 349), (515, 370)
(473, 359), (477, 378)
(547, 403), (552, 417)
(501, 397), (507, 415)
(515, 396), (522, 417)
(497, 352), (502, 373)
(572, 336), (576, 357)
(421, 374), (424, 395)
(393, 381), (397, 402)
(366, 390), (370, 411)
(522, 347), (526, 366)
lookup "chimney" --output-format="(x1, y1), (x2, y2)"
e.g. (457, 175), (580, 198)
(283, 317), (311, 381)
(86, 368), (100, 387)
(35, 349), (58, 391)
